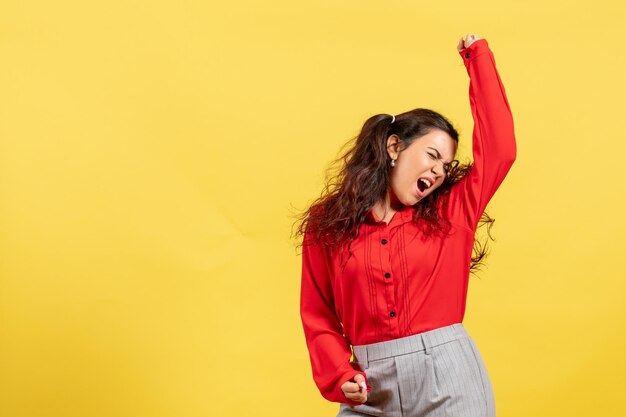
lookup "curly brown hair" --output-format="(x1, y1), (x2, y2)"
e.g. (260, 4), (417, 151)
(291, 108), (495, 275)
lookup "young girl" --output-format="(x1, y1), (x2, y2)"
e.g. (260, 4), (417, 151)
(296, 34), (516, 417)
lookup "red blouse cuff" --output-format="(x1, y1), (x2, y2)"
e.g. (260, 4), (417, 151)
(458, 38), (490, 64)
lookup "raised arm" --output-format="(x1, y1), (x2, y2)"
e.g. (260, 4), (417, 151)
(447, 36), (517, 230)
(300, 230), (370, 406)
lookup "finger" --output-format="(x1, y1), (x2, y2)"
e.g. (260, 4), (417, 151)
(346, 391), (367, 403)
(343, 382), (360, 393)
(465, 33), (481, 48)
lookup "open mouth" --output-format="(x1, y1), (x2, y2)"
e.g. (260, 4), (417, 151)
(417, 178), (433, 193)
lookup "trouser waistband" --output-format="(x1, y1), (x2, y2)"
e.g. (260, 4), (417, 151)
(352, 323), (467, 369)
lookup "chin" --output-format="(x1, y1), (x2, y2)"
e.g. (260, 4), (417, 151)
(404, 194), (419, 205)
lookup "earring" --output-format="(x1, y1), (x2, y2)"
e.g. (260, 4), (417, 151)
(391, 159), (396, 167)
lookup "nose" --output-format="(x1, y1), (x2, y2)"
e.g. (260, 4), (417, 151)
(430, 160), (443, 177)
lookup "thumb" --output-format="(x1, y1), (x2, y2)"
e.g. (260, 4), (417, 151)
(353, 373), (366, 390)
(457, 36), (465, 52)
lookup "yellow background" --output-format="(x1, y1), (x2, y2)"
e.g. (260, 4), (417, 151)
(1, 1), (625, 416)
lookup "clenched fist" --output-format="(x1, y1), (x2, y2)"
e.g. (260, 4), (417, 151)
(341, 373), (368, 404)
(457, 33), (481, 52)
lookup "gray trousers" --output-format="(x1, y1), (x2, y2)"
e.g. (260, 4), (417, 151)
(338, 323), (495, 417)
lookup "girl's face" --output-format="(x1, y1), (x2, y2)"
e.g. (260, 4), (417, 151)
(387, 129), (457, 206)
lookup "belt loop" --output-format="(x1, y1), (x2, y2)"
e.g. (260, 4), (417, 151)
(362, 346), (369, 369)
(353, 345), (369, 370)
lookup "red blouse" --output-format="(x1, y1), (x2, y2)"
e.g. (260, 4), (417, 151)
(300, 38), (516, 406)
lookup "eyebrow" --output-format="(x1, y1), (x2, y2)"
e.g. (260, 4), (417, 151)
(427, 146), (453, 164)
(427, 146), (441, 158)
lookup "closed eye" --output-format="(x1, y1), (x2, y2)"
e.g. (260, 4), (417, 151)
(427, 152), (437, 160)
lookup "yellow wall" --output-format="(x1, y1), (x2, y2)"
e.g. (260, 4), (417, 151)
(1, 1), (625, 416)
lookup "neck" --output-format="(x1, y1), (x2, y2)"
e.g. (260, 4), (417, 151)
(373, 191), (405, 220)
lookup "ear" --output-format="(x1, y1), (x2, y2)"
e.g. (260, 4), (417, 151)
(386, 135), (401, 160)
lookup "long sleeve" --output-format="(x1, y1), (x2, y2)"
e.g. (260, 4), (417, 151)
(300, 230), (371, 406)
(448, 38), (517, 230)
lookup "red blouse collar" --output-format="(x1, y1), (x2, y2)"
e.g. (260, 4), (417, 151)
(366, 205), (415, 226)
